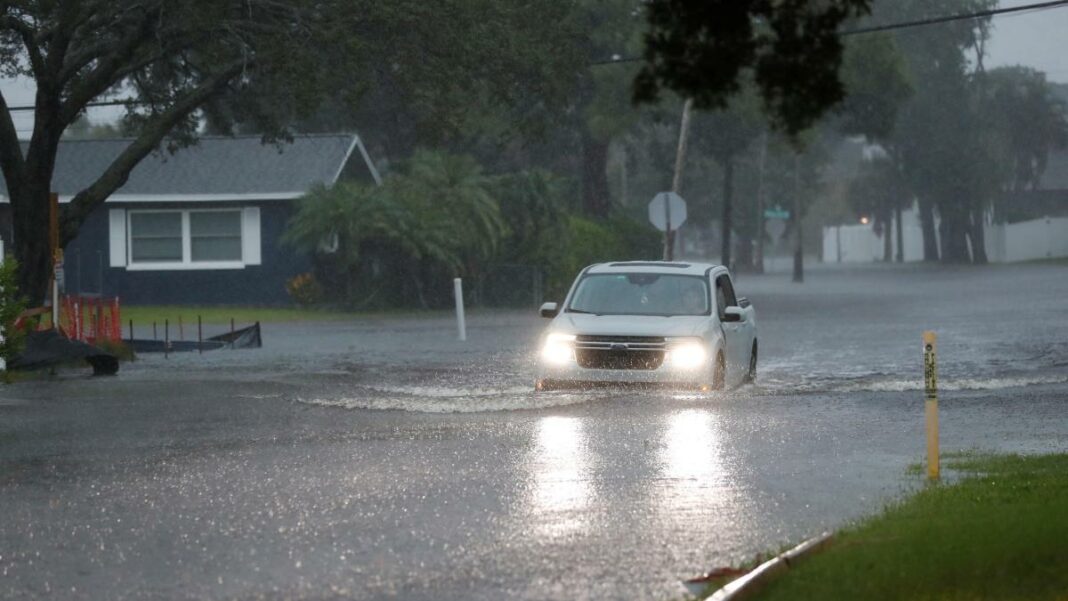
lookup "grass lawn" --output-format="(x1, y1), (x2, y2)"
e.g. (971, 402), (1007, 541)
(119, 305), (462, 326)
(122, 305), (354, 326)
(747, 453), (1068, 601)
(1009, 257), (1068, 267)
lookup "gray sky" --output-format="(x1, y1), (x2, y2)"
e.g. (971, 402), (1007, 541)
(985, 0), (1068, 79)
(3, 1), (1067, 136)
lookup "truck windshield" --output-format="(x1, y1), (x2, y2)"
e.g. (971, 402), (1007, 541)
(567, 273), (710, 316)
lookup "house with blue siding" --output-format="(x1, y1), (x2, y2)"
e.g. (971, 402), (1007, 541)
(0, 133), (378, 305)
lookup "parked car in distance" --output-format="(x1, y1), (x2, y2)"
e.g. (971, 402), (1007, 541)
(535, 261), (757, 391)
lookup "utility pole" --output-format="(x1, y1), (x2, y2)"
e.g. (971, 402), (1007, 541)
(665, 98), (693, 261)
(754, 132), (769, 273)
(792, 153), (804, 283)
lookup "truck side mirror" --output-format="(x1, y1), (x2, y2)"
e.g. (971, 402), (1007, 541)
(722, 307), (745, 323)
(540, 302), (559, 318)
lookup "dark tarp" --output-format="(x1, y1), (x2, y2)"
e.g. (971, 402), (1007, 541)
(9, 330), (119, 375)
(129, 322), (262, 354)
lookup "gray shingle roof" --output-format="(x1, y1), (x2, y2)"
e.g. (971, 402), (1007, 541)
(2, 133), (361, 198)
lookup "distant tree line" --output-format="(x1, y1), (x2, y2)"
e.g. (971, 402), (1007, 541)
(3, 0), (1066, 312)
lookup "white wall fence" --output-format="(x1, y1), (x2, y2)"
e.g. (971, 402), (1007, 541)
(822, 210), (1068, 264)
(822, 207), (925, 263)
(984, 217), (1068, 262)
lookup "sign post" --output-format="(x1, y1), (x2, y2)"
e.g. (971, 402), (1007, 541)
(763, 207), (789, 272)
(665, 98), (694, 261)
(648, 192), (687, 261)
(924, 331), (939, 480)
(454, 278), (466, 342)
(49, 193), (61, 329)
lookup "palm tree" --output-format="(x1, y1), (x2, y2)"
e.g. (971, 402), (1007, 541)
(283, 182), (422, 300)
(393, 150), (507, 273)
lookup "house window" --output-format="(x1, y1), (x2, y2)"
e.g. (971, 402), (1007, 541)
(129, 212), (183, 262)
(121, 208), (258, 270)
(190, 211), (242, 261)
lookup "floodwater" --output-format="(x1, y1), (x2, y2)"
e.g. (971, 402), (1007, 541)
(2, 263), (1067, 600)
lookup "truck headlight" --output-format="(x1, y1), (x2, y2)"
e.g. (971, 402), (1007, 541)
(541, 333), (576, 365)
(668, 342), (707, 369)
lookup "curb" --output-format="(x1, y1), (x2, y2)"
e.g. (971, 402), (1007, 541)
(683, 532), (834, 600)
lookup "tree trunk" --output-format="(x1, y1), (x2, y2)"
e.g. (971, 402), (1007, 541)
(11, 110), (65, 305)
(969, 207), (988, 265)
(11, 185), (54, 305)
(895, 202), (904, 263)
(720, 157), (734, 269)
(882, 207), (893, 262)
(792, 153), (803, 283)
(753, 132), (768, 273)
(581, 133), (611, 219)
(735, 233), (753, 271)
(918, 196), (939, 262)
(938, 205), (971, 263)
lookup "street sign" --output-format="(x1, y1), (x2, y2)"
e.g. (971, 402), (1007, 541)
(648, 192), (687, 232)
(763, 207), (790, 220)
(766, 218), (787, 241)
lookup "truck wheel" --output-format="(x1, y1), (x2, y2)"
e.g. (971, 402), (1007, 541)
(712, 353), (726, 391)
(744, 341), (758, 384)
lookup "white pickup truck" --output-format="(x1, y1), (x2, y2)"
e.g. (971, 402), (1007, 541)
(535, 261), (757, 391)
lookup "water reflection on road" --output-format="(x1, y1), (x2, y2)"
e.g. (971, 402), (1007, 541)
(4, 265), (1068, 601)
(528, 416), (592, 538)
(658, 409), (727, 514)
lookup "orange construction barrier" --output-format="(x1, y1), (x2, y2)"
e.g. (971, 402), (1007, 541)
(58, 295), (122, 344)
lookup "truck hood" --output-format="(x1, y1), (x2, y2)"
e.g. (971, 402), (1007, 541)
(554, 313), (709, 338)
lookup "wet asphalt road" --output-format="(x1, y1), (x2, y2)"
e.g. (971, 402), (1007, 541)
(2, 263), (1067, 600)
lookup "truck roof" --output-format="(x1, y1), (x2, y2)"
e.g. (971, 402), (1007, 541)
(585, 261), (724, 277)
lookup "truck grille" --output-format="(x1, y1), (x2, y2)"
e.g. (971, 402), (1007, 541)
(574, 335), (667, 370)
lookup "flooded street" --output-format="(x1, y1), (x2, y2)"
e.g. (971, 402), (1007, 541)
(2, 264), (1068, 600)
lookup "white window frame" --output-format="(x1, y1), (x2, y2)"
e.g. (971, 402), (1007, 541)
(126, 208), (247, 271)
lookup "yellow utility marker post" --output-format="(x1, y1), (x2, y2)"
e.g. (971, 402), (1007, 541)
(924, 331), (939, 480)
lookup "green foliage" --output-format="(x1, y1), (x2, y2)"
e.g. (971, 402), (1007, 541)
(838, 33), (913, 142)
(285, 150), (506, 306)
(283, 181), (419, 278)
(634, 0), (872, 137)
(493, 169), (573, 265)
(391, 150), (507, 271)
(692, 86), (765, 165)
(580, 0), (648, 143)
(0, 258), (28, 366)
(985, 66), (1068, 193)
(544, 214), (660, 299)
(286, 148), (660, 306)
(882, 0), (1004, 261)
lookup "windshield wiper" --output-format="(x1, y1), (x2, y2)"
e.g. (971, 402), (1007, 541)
(566, 308), (600, 315)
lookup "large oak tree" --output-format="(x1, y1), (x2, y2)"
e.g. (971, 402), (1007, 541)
(0, 0), (577, 302)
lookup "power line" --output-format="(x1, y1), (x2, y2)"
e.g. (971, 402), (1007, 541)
(841, 0), (1068, 36)
(589, 0), (1068, 65)
(5, 98), (137, 112)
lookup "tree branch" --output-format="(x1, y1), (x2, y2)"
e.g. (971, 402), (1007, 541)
(60, 62), (244, 244)
(1, 14), (47, 77)
(56, 3), (158, 85)
(0, 88), (27, 198)
(57, 9), (159, 124)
